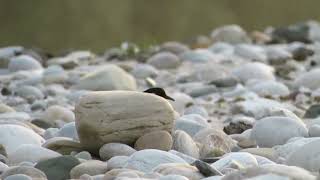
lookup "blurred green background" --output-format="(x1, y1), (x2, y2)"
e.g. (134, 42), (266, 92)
(1, 0), (320, 53)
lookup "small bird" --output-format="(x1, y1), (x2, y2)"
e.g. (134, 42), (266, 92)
(144, 87), (175, 101)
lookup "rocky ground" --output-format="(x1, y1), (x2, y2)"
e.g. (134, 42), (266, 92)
(1, 21), (320, 180)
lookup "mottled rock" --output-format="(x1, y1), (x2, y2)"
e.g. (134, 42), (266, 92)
(124, 149), (187, 173)
(173, 130), (200, 158)
(99, 143), (136, 161)
(134, 130), (173, 151)
(70, 160), (108, 179)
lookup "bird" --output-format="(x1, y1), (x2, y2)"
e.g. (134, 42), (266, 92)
(144, 87), (175, 101)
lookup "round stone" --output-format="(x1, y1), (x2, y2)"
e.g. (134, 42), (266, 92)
(75, 91), (175, 153)
(0, 124), (44, 154)
(309, 124), (320, 137)
(286, 139), (320, 171)
(147, 52), (181, 69)
(44, 105), (75, 124)
(1, 166), (47, 180)
(124, 149), (187, 173)
(250, 116), (308, 147)
(211, 24), (251, 44)
(70, 160), (108, 179)
(172, 130), (200, 158)
(8, 55), (42, 72)
(99, 143), (136, 161)
(107, 156), (129, 170)
(232, 62), (275, 83)
(34, 155), (80, 180)
(134, 130), (173, 151)
(4, 174), (32, 180)
(294, 68), (320, 90)
(72, 65), (137, 91)
(8, 144), (61, 165)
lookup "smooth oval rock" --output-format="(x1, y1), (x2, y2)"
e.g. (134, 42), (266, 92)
(70, 160), (108, 179)
(8, 55), (42, 72)
(211, 25), (251, 44)
(147, 52), (181, 69)
(35, 155), (80, 180)
(286, 139), (320, 172)
(0, 124), (44, 154)
(250, 116), (308, 147)
(153, 163), (204, 180)
(1, 166), (47, 180)
(232, 62), (275, 83)
(172, 130), (200, 158)
(73, 65), (137, 91)
(99, 143), (136, 161)
(75, 91), (175, 153)
(294, 68), (320, 90)
(134, 130), (173, 151)
(107, 156), (130, 170)
(124, 149), (187, 173)
(4, 174), (33, 180)
(44, 105), (75, 124)
(8, 144), (61, 165)
(42, 137), (83, 155)
(193, 128), (236, 158)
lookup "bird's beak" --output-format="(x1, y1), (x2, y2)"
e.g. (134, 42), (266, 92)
(165, 95), (175, 101)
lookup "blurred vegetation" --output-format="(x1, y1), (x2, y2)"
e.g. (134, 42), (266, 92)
(0, 0), (320, 53)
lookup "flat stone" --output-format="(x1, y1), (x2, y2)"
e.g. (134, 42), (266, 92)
(124, 149), (187, 173)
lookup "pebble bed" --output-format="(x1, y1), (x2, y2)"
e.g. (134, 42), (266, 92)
(1, 21), (320, 180)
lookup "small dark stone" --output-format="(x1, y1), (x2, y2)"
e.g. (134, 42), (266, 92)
(304, 104), (320, 119)
(144, 87), (175, 101)
(223, 122), (253, 135)
(192, 160), (223, 177)
(271, 22), (311, 43)
(31, 119), (52, 129)
(1, 87), (11, 96)
(292, 47), (314, 61)
(200, 157), (221, 164)
(209, 77), (238, 88)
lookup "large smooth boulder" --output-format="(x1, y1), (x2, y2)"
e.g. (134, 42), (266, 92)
(75, 91), (175, 153)
(211, 25), (251, 44)
(72, 65), (137, 91)
(250, 116), (308, 147)
(0, 124), (44, 154)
